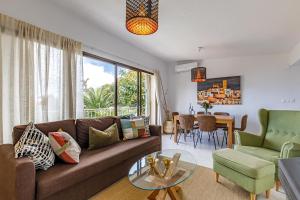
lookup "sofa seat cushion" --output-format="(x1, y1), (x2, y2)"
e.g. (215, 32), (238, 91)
(235, 146), (280, 166)
(213, 148), (275, 179)
(36, 136), (160, 200)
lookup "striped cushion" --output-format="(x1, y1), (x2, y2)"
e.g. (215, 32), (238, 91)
(121, 118), (148, 140)
(14, 122), (55, 170)
(49, 131), (81, 164)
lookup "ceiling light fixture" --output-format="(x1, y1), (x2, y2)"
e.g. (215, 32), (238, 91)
(191, 66), (206, 82)
(191, 47), (206, 82)
(126, 0), (159, 35)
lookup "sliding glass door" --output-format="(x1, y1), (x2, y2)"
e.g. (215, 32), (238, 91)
(82, 53), (153, 118)
(117, 67), (138, 116)
(83, 56), (115, 118)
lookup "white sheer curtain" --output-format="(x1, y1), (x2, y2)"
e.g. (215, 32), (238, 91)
(0, 14), (83, 144)
(151, 69), (165, 126)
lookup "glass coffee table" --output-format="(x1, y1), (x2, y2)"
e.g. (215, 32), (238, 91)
(128, 149), (197, 200)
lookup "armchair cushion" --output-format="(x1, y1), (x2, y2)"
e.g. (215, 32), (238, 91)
(262, 110), (300, 151)
(235, 146), (280, 165)
(235, 131), (264, 147)
(235, 145), (280, 179)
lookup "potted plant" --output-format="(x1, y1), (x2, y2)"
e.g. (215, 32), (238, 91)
(200, 100), (213, 114)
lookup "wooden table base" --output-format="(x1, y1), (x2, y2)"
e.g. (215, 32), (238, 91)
(148, 186), (181, 200)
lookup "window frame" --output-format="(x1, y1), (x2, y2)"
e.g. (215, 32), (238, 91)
(82, 51), (153, 117)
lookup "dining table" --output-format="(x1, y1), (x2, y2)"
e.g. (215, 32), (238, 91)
(173, 114), (235, 148)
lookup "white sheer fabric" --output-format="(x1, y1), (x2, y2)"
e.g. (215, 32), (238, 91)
(0, 14), (83, 144)
(152, 69), (164, 126)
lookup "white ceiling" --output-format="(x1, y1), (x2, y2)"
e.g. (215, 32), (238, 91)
(47, 0), (300, 62)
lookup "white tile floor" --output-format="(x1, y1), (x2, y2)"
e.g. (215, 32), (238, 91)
(161, 131), (286, 200)
(162, 130), (224, 168)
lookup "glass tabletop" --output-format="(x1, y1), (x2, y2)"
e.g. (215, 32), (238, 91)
(128, 149), (197, 190)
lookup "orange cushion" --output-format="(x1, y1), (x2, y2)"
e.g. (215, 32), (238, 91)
(49, 131), (81, 164)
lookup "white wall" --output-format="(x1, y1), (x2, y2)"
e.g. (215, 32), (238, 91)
(0, 0), (168, 80)
(289, 41), (300, 67)
(167, 54), (300, 132)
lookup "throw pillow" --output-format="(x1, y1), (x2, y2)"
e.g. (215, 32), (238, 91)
(14, 122), (55, 170)
(131, 115), (150, 137)
(49, 130), (81, 164)
(120, 114), (135, 119)
(88, 123), (120, 150)
(121, 118), (148, 140)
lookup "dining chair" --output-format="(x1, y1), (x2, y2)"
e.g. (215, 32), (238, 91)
(221, 114), (248, 147)
(194, 115), (219, 149)
(177, 115), (195, 144)
(214, 112), (230, 116)
(235, 114), (248, 131)
(214, 112), (230, 127)
(197, 111), (211, 115)
(214, 112), (230, 143)
(170, 112), (179, 139)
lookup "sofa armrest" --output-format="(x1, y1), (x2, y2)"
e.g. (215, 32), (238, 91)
(235, 131), (264, 147)
(0, 144), (36, 200)
(149, 125), (162, 137)
(280, 141), (300, 159)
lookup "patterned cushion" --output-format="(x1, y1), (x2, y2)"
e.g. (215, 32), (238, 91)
(49, 130), (81, 164)
(131, 116), (150, 137)
(14, 122), (55, 170)
(121, 118), (148, 140)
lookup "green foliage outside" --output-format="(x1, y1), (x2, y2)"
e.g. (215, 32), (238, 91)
(83, 69), (147, 117)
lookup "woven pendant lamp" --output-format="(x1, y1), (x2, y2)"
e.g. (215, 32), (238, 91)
(126, 0), (159, 35)
(191, 67), (206, 82)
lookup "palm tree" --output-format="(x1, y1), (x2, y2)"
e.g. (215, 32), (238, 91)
(84, 84), (114, 109)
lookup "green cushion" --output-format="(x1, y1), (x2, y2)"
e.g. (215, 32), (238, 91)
(235, 145), (280, 179)
(235, 146), (280, 165)
(263, 110), (300, 151)
(88, 123), (120, 150)
(213, 149), (275, 179)
(213, 161), (274, 194)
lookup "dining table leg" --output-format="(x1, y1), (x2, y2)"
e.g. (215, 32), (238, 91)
(173, 117), (178, 143)
(227, 121), (233, 148)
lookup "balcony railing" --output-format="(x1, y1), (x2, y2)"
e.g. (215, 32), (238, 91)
(84, 107), (138, 118)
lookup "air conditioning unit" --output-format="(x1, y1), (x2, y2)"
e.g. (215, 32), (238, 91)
(175, 62), (198, 73)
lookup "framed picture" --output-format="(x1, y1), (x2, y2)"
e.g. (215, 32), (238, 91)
(197, 76), (241, 105)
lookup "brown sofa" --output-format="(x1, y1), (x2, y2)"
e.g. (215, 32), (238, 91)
(0, 116), (162, 200)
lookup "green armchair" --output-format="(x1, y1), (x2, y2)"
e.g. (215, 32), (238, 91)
(235, 108), (300, 191)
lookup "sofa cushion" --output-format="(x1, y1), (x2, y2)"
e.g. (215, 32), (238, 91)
(263, 110), (300, 151)
(13, 120), (76, 145)
(235, 146), (280, 166)
(76, 117), (122, 148)
(88, 123), (120, 150)
(14, 123), (55, 170)
(213, 149), (275, 179)
(36, 136), (160, 200)
(49, 131), (81, 164)
(121, 118), (149, 140)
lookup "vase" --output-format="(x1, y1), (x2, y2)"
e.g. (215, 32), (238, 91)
(163, 120), (173, 134)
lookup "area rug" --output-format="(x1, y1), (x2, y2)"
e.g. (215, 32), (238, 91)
(90, 165), (285, 200)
